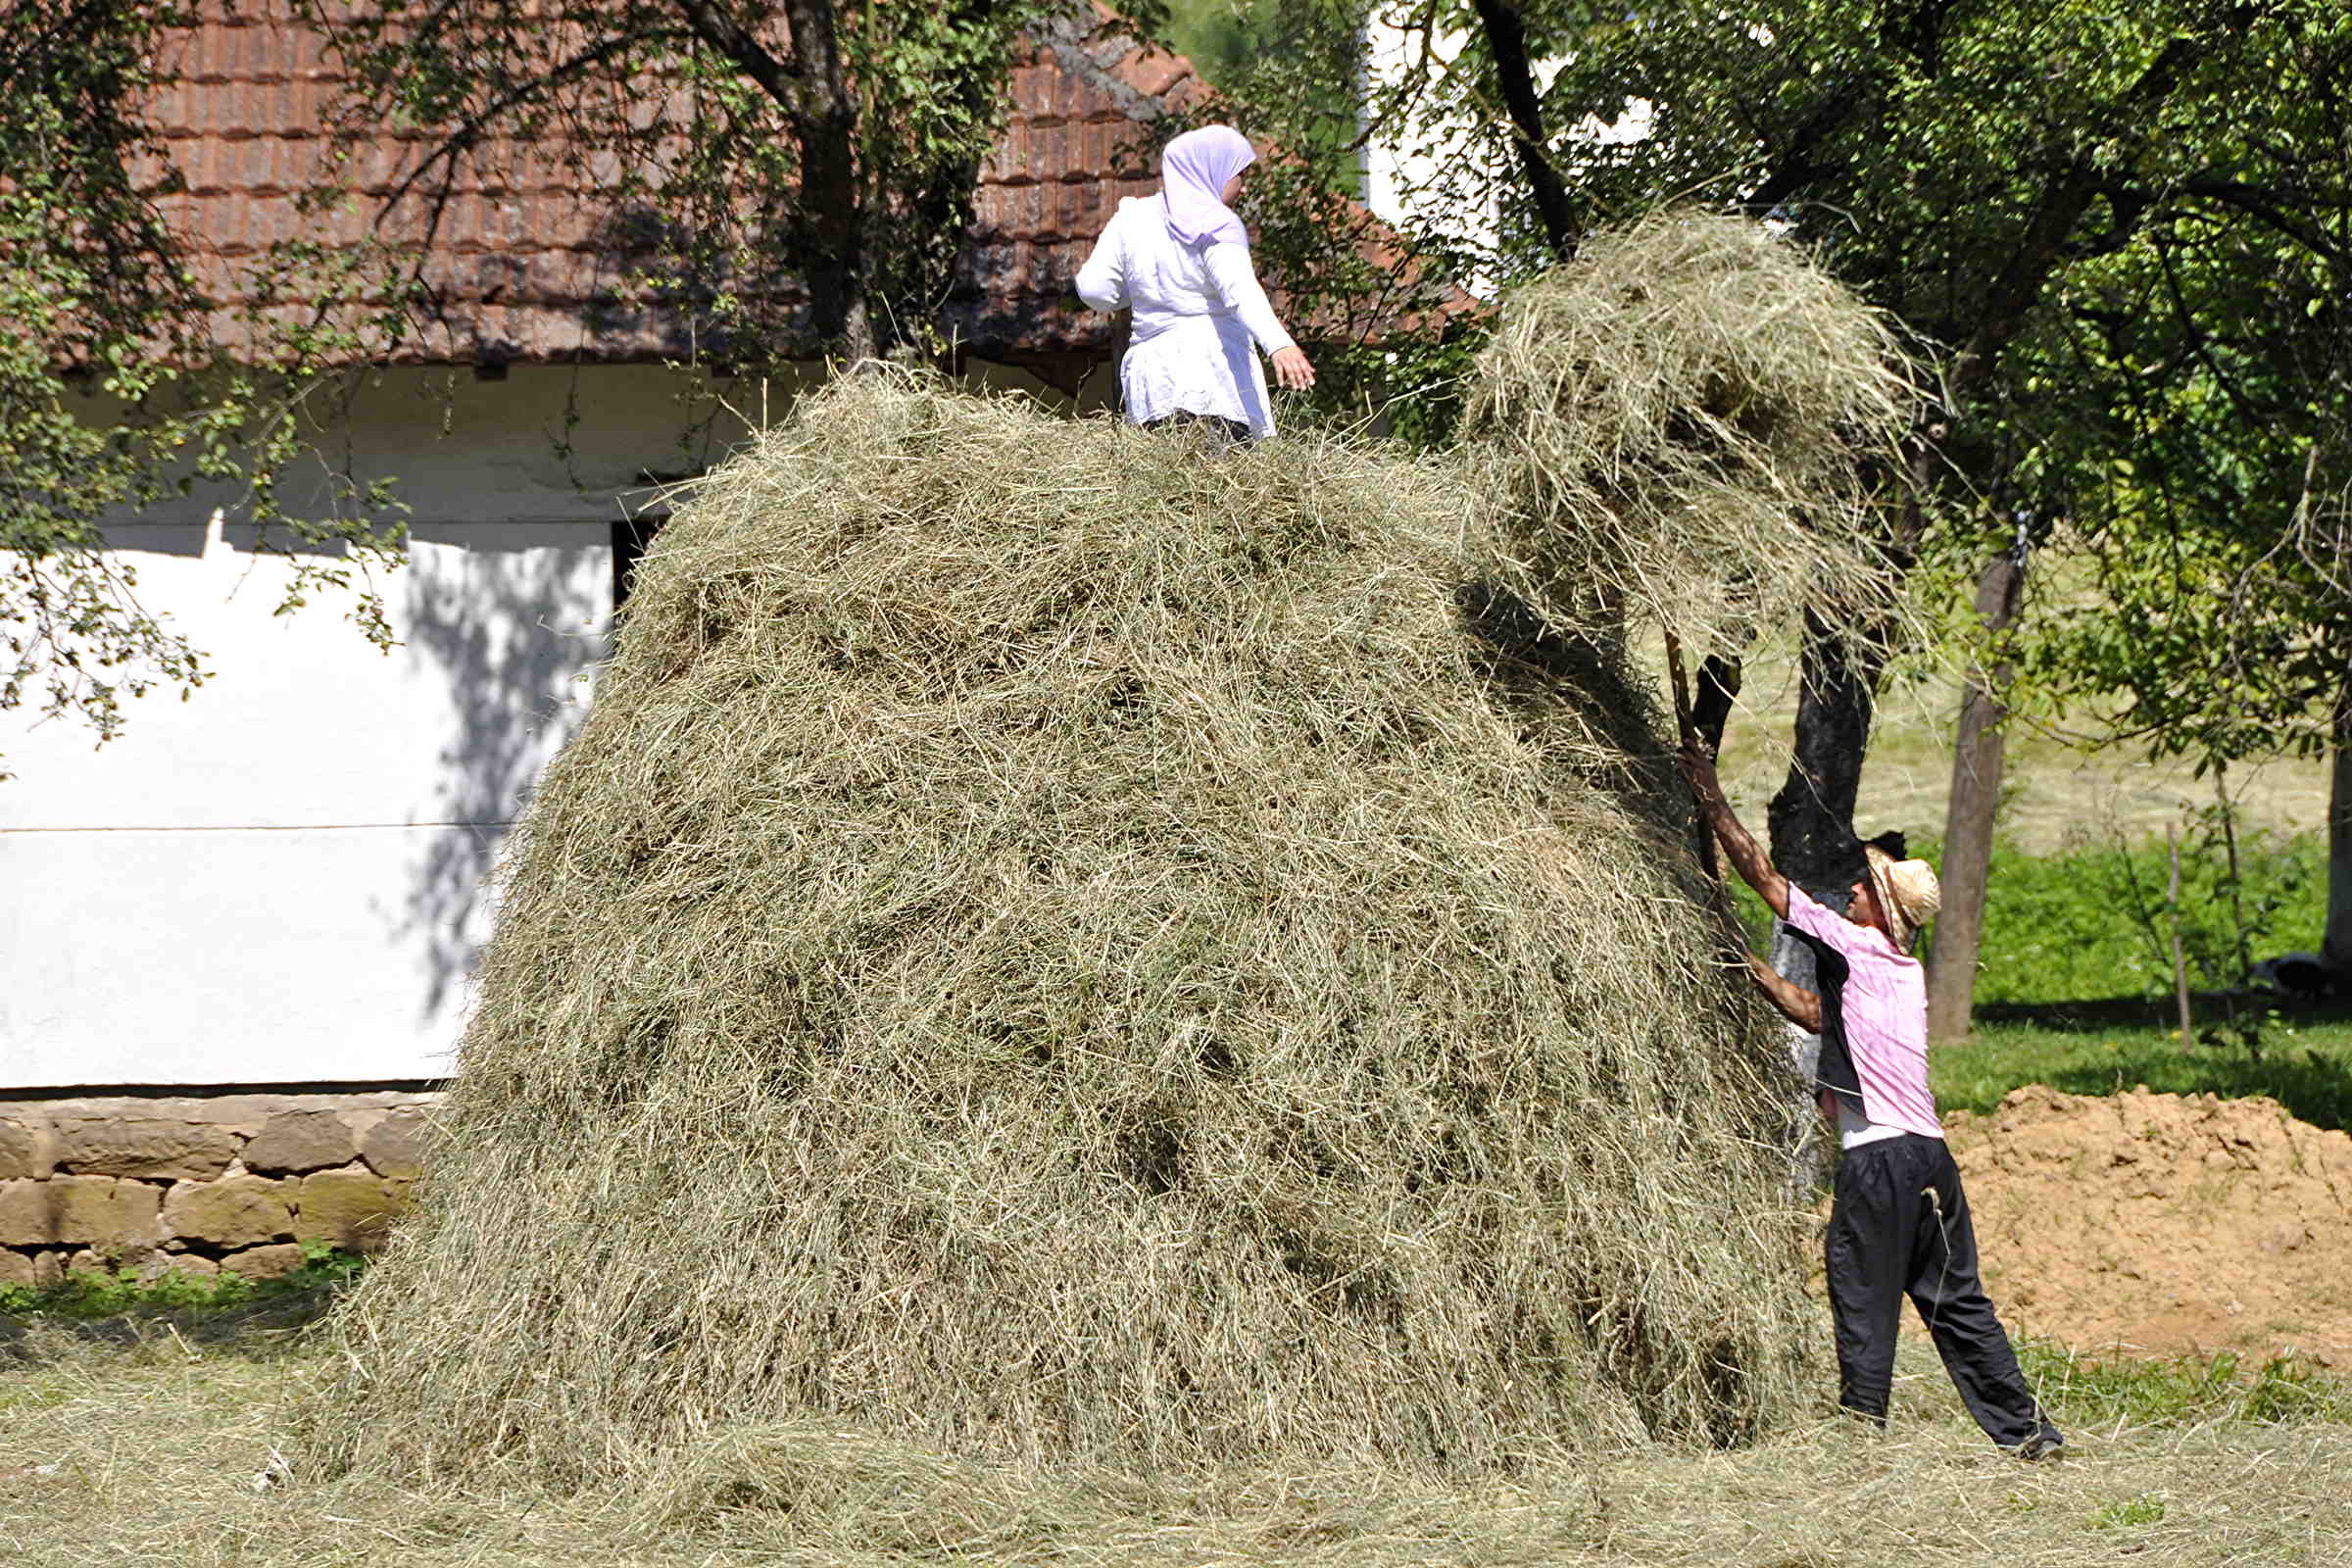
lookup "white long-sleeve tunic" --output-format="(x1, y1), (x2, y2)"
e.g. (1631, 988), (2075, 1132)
(1075, 196), (1296, 437)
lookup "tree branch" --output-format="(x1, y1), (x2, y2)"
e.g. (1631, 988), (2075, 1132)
(2180, 176), (2352, 267)
(372, 31), (676, 235)
(670, 0), (810, 118)
(1465, 0), (1578, 262)
(2149, 231), (2277, 428)
(1950, 34), (2202, 401)
(1739, 87), (1863, 218)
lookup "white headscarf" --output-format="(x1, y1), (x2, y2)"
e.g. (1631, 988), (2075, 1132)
(1158, 124), (1254, 248)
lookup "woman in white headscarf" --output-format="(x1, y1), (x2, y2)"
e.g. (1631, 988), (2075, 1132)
(1075, 124), (1316, 441)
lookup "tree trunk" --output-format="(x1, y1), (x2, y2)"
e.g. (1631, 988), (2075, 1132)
(1465, 0), (1580, 261)
(672, 0), (872, 361)
(2168, 824), (2194, 1052)
(1765, 425), (1932, 891)
(1926, 548), (2025, 1043)
(2326, 665), (2352, 976)
(1768, 609), (1882, 897)
(1765, 610), (1884, 1197)
(777, 0), (872, 361)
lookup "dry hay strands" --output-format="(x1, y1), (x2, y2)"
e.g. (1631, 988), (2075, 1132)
(306, 372), (1815, 1491)
(1462, 211), (1923, 661)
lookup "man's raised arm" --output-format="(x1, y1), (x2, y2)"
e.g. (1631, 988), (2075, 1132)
(1676, 745), (1789, 918)
(1678, 746), (1820, 1030)
(1743, 953), (1822, 1033)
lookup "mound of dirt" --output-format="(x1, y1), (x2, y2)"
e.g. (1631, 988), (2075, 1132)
(1943, 1086), (2352, 1364)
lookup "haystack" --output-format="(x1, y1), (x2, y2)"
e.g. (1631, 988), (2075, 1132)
(316, 216), (1911, 1487)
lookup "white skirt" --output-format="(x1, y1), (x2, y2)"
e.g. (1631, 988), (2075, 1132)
(1120, 313), (1273, 437)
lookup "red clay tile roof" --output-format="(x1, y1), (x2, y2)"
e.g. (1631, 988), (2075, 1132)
(145, 3), (1441, 369)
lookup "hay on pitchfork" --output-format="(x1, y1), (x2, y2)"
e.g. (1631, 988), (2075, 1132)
(1462, 210), (1919, 657)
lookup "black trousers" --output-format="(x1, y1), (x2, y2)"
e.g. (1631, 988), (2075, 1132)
(1825, 1134), (2061, 1449)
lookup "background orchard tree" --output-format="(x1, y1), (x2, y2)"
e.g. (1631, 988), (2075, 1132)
(1942, 4), (2352, 1000)
(2022, 208), (2352, 977)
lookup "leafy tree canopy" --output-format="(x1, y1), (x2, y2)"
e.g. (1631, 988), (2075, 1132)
(1207, 0), (2352, 798)
(2, 1), (403, 763)
(298, 0), (1076, 365)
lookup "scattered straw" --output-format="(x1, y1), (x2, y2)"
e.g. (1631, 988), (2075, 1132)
(309, 369), (1813, 1486)
(13, 1325), (2352, 1565)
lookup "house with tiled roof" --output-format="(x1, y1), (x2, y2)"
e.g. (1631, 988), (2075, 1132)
(4, 5), (1445, 1230)
(147, 4), (1210, 379)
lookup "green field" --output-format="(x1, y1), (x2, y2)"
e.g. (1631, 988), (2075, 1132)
(1934, 1019), (2352, 1129)
(1708, 637), (2334, 860)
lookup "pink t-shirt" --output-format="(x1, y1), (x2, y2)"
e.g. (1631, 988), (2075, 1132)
(1786, 884), (1943, 1142)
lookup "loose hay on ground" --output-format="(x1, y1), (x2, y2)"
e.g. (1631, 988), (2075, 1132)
(310, 370), (1818, 1485)
(14, 1327), (2352, 1567)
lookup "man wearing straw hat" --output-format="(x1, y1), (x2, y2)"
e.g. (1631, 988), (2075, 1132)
(1678, 746), (2064, 1459)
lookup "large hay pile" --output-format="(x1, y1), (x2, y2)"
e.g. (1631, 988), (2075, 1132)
(317, 216), (1910, 1487)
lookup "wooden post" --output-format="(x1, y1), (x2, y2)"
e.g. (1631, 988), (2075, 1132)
(1926, 548), (2025, 1045)
(2216, 763), (2250, 981)
(2168, 824), (2195, 1054)
(1665, 631), (1719, 883)
(2213, 762), (2259, 1052)
(2327, 669), (2352, 979)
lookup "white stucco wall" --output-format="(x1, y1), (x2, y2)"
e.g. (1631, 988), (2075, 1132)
(1, 366), (755, 1089)
(4, 358), (1109, 1091)
(1361, 16), (1501, 282)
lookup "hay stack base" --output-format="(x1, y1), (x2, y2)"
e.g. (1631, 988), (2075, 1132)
(314, 372), (1812, 1486)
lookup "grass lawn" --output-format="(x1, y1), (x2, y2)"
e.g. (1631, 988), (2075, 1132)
(3, 1299), (2349, 1567)
(1703, 632), (2333, 859)
(1933, 1016), (2352, 1129)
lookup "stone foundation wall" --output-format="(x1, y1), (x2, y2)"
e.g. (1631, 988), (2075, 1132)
(0, 1090), (443, 1291)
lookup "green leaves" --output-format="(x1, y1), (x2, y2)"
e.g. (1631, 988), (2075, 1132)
(1470, 0), (2352, 771)
(1, 4), (407, 767)
(294, 0), (1062, 366)
(6, 1), (1076, 763)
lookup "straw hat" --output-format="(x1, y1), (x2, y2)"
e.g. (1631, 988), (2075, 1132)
(1863, 845), (1941, 951)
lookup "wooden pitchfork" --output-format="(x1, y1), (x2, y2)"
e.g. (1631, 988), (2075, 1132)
(1664, 630), (1721, 884)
